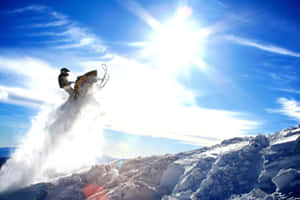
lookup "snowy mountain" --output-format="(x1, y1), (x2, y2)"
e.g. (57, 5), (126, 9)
(0, 127), (299, 200)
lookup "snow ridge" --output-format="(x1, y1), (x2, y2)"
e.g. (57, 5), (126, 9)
(0, 127), (300, 200)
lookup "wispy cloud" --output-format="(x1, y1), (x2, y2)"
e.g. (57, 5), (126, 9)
(8, 5), (106, 53)
(268, 72), (298, 82)
(267, 98), (300, 121)
(127, 41), (149, 47)
(0, 87), (43, 108)
(269, 72), (282, 81)
(226, 35), (300, 58)
(30, 10), (69, 28)
(273, 88), (300, 94)
(56, 27), (106, 52)
(0, 57), (64, 107)
(8, 5), (47, 14)
(0, 89), (8, 100)
(51, 26), (106, 53)
(32, 20), (69, 28)
(120, 41), (149, 47)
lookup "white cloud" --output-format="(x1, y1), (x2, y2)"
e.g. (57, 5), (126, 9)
(267, 98), (300, 121)
(57, 33), (105, 53)
(11, 5), (106, 54)
(51, 11), (67, 20)
(0, 89), (8, 100)
(0, 57), (65, 106)
(0, 86), (44, 102)
(48, 26), (106, 53)
(8, 5), (47, 14)
(32, 19), (69, 28)
(273, 88), (300, 94)
(226, 35), (300, 58)
(80, 55), (258, 146)
(125, 41), (150, 47)
(29, 9), (69, 28)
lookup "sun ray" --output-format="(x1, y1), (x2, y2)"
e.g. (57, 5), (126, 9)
(143, 6), (211, 75)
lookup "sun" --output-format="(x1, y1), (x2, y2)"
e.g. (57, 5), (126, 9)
(145, 6), (210, 74)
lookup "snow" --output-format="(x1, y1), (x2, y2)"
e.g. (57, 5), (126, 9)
(203, 141), (249, 158)
(272, 169), (300, 195)
(0, 95), (105, 192)
(0, 127), (300, 200)
(272, 134), (300, 145)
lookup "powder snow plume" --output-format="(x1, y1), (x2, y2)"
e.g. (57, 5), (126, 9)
(0, 94), (105, 193)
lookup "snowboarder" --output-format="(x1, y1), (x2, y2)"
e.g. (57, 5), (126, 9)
(58, 68), (75, 96)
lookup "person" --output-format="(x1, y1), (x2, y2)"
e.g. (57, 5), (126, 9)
(58, 68), (75, 96)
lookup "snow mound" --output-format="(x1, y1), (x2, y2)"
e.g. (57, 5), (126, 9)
(0, 127), (299, 200)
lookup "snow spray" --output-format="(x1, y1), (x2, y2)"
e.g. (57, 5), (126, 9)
(0, 94), (105, 193)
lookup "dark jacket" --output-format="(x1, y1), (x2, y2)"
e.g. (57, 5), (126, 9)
(58, 74), (71, 88)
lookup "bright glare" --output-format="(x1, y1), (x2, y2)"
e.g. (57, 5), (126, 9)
(146, 6), (210, 74)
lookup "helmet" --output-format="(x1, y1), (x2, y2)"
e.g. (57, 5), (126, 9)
(61, 67), (70, 73)
(60, 67), (70, 75)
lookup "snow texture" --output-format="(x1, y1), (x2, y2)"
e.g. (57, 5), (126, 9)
(0, 127), (299, 200)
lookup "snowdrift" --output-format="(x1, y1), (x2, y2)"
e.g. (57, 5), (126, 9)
(0, 127), (299, 200)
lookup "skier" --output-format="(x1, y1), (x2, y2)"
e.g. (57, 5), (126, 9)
(58, 68), (75, 97)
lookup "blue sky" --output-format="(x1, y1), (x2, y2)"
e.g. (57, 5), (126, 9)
(0, 0), (300, 157)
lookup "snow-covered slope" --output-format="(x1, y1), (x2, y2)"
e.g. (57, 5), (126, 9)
(0, 127), (299, 200)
